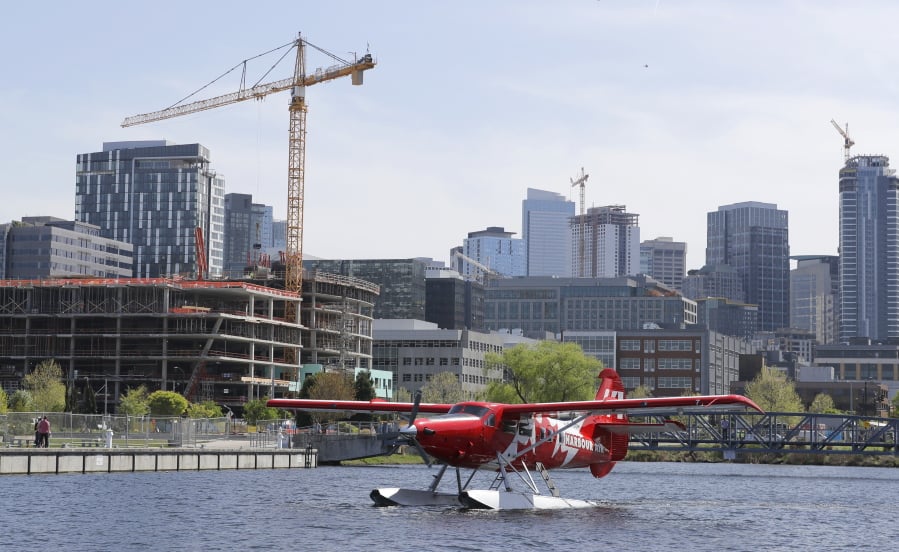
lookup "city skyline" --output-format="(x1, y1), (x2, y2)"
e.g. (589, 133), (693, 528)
(4, 2), (899, 270)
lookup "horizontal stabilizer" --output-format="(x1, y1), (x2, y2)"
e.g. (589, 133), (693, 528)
(598, 419), (686, 435)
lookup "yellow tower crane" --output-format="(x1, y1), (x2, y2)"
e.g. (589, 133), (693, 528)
(122, 34), (376, 297)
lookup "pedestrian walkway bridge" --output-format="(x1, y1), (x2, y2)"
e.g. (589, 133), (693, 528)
(627, 411), (898, 456)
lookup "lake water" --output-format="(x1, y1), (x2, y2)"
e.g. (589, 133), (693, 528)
(3, 461), (897, 551)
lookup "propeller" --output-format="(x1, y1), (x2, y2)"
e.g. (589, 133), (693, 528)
(407, 390), (422, 428)
(399, 390), (432, 467)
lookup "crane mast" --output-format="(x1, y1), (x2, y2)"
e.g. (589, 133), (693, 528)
(121, 34), (376, 298)
(286, 40), (307, 296)
(570, 167), (589, 278)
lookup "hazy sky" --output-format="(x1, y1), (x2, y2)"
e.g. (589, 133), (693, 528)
(3, 1), (899, 270)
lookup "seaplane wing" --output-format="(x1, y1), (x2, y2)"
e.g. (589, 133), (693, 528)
(496, 394), (762, 417)
(268, 394), (761, 417)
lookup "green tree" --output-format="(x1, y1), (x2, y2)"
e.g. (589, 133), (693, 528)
(307, 372), (355, 401)
(393, 387), (413, 403)
(187, 400), (223, 418)
(118, 385), (150, 417)
(421, 371), (466, 404)
(80, 378), (98, 414)
(65, 379), (77, 412)
(146, 390), (189, 416)
(629, 385), (653, 399)
(0, 387), (8, 413)
(744, 366), (804, 413)
(809, 393), (837, 414)
(306, 372), (356, 425)
(354, 371), (376, 401)
(243, 398), (279, 425)
(23, 359), (66, 412)
(9, 390), (34, 412)
(351, 371), (376, 422)
(483, 341), (602, 403)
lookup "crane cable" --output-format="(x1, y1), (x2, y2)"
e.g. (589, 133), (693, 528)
(164, 40), (295, 110)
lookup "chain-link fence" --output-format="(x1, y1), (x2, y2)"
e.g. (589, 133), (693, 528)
(0, 412), (250, 449)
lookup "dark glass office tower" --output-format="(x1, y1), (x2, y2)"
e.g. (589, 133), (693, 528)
(838, 155), (899, 342)
(706, 202), (789, 333)
(76, 140), (225, 278)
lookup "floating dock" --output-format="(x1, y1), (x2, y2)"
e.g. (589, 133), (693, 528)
(0, 447), (317, 475)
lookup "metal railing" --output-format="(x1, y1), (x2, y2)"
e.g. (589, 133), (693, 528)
(0, 412), (249, 449)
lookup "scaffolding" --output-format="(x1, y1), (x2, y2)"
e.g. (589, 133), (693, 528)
(0, 278), (303, 410)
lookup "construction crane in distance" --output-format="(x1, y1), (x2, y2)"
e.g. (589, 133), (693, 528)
(122, 34), (376, 298)
(570, 167), (589, 217)
(830, 119), (855, 162)
(570, 167), (589, 278)
(453, 250), (501, 285)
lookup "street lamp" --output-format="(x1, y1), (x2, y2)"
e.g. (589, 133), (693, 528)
(864, 380), (869, 417)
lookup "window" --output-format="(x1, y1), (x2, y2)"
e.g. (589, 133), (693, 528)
(658, 340), (692, 352)
(620, 339), (640, 351)
(658, 358), (693, 370)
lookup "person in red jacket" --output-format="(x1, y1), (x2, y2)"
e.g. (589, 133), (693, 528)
(37, 416), (50, 448)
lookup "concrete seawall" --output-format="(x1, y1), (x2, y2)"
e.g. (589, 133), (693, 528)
(0, 447), (317, 475)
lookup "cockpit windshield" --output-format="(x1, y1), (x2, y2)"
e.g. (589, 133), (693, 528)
(447, 404), (490, 418)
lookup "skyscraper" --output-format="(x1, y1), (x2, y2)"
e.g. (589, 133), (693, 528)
(572, 205), (639, 278)
(521, 188), (574, 277)
(223, 193), (273, 276)
(640, 236), (687, 290)
(461, 227), (525, 279)
(838, 155), (899, 342)
(76, 140), (225, 278)
(790, 255), (839, 345)
(706, 201), (789, 332)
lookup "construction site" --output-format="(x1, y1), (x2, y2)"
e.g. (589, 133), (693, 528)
(0, 34), (380, 414)
(0, 271), (378, 413)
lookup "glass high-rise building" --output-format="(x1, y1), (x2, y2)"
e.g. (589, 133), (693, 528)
(706, 201), (789, 333)
(838, 155), (899, 342)
(521, 188), (574, 277)
(223, 193), (273, 277)
(461, 227), (525, 279)
(76, 140), (224, 278)
(790, 255), (839, 345)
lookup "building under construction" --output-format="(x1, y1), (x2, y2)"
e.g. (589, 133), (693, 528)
(571, 205), (640, 279)
(0, 271), (378, 413)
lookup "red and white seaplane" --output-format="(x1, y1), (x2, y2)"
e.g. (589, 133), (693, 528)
(268, 368), (761, 510)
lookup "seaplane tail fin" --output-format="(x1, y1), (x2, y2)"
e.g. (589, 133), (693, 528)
(595, 367), (626, 401)
(592, 368), (629, 463)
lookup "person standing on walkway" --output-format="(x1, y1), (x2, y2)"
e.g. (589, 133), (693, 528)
(37, 416), (51, 448)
